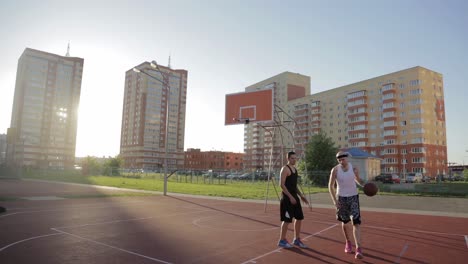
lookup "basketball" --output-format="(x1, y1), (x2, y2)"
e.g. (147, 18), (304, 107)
(363, 182), (378, 197)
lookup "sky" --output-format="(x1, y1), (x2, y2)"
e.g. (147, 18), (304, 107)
(0, 0), (467, 164)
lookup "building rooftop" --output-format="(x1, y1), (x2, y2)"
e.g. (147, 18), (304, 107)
(344, 147), (381, 159)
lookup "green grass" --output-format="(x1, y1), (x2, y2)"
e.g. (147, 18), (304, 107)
(22, 171), (468, 199)
(23, 172), (327, 200)
(60, 193), (152, 199)
(375, 182), (468, 198)
(0, 197), (22, 202)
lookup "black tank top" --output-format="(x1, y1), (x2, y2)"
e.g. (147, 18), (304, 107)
(283, 165), (298, 195)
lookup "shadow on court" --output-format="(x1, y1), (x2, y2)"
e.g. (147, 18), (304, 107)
(1, 179), (467, 264)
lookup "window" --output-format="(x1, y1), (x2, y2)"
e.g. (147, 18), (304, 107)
(411, 138), (425, 144)
(384, 120), (395, 127)
(411, 147), (426, 153)
(349, 124), (367, 131)
(410, 118), (423, 124)
(382, 84), (394, 92)
(384, 148), (396, 154)
(411, 128), (425, 134)
(348, 99), (366, 107)
(347, 90), (366, 99)
(383, 111), (395, 118)
(410, 88), (423, 95)
(383, 102), (395, 109)
(412, 157), (426, 163)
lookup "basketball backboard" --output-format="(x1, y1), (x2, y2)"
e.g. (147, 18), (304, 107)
(225, 89), (273, 125)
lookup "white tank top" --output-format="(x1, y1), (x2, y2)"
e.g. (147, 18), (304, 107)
(336, 163), (358, 197)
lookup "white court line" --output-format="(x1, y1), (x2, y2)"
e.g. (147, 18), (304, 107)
(365, 224), (466, 237)
(51, 228), (172, 264)
(465, 235), (468, 249)
(6, 199), (149, 211)
(0, 201), (148, 219)
(192, 215), (278, 232)
(0, 233), (64, 252)
(1, 209), (211, 256)
(394, 242), (409, 264)
(53, 209), (212, 230)
(240, 224), (338, 264)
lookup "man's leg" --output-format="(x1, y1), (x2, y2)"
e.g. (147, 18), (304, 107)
(353, 224), (361, 248)
(341, 222), (352, 241)
(278, 221), (293, 248)
(293, 219), (302, 240)
(280, 221), (289, 240)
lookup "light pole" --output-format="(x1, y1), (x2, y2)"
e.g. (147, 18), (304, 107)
(402, 152), (406, 182)
(133, 60), (171, 196)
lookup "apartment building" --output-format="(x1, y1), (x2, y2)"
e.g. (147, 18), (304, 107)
(0, 134), (6, 165)
(184, 148), (244, 171)
(120, 61), (188, 170)
(243, 72), (310, 170)
(290, 66), (447, 178)
(243, 66), (447, 177)
(6, 48), (84, 169)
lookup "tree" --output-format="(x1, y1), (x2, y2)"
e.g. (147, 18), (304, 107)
(103, 155), (122, 176)
(464, 169), (468, 182)
(299, 131), (338, 186)
(81, 156), (102, 176)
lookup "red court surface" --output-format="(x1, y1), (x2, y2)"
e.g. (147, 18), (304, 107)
(1, 179), (467, 263)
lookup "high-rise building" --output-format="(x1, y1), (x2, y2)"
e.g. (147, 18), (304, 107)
(6, 48), (84, 169)
(243, 72), (310, 170)
(0, 134), (6, 165)
(244, 66), (447, 178)
(120, 62), (188, 170)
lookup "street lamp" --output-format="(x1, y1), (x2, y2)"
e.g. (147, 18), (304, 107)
(133, 60), (171, 196)
(402, 152), (406, 182)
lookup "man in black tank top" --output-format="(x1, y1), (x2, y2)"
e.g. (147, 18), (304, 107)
(277, 151), (310, 249)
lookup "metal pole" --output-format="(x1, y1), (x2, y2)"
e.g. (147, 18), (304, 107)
(133, 64), (170, 196)
(403, 152), (406, 182)
(163, 82), (169, 196)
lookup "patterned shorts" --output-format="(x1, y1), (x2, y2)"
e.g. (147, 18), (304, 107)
(336, 195), (361, 225)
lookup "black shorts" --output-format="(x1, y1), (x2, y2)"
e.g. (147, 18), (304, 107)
(280, 194), (304, 223)
(336, 195), (361, 225)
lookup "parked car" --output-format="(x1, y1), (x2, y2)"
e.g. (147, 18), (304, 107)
(422, 176), (432, 183)
(391, 174), (401, 184)
(381, 174), (393, 183)
(238, 173), (253, 180)
(406, 173), (423, 183)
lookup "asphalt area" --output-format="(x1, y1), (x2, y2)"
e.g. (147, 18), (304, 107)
(0, 179), (467, 263)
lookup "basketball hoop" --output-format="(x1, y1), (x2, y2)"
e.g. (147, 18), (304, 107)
(232, 117), (250, 124)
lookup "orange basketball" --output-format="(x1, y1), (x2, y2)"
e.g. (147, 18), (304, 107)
(363, 182), (378, 197)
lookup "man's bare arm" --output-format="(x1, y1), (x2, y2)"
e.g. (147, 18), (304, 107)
(353, 167), (364, 187)
(328, 167), (338, 206)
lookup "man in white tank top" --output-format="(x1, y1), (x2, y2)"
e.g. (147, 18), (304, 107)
(328, 151), (365, 259)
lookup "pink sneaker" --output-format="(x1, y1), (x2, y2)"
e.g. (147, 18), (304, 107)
(344, 240), (352, 253)
(355, 247), (363, 259)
